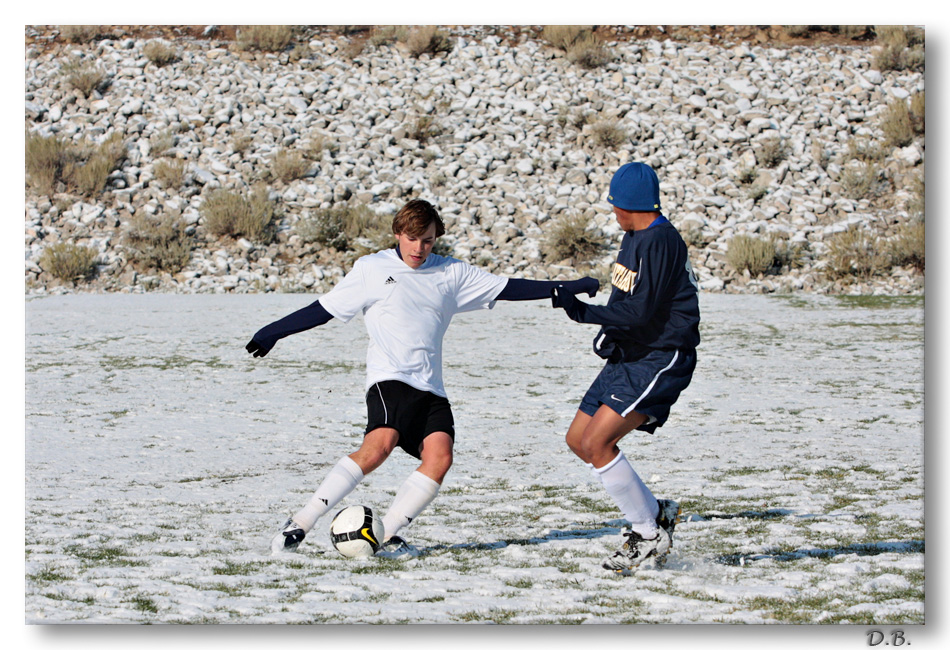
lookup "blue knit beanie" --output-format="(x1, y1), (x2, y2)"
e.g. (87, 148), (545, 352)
(607, 162), (661, 212)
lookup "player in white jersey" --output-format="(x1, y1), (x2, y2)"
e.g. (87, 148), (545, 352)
(246, 199), (599, 554)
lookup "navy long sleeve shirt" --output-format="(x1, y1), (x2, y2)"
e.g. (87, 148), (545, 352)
(557, 217), (700, 357)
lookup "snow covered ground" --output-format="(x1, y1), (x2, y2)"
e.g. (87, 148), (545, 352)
(24, 292), (925, 632)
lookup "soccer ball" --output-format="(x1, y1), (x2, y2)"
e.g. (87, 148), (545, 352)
(329, 505), (384, 558)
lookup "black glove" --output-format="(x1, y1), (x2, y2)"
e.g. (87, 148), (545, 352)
(246, 338), (272, 358)
(593, 332), (624, 363)
(551, 285), (576, 310)
(576, 276), (599, 298)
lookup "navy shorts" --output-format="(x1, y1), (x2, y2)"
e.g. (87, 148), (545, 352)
(365, 380), (455, 459)
(579, 348), (697, 433)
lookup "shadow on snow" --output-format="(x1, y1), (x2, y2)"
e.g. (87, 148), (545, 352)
(716, 540), (925, 566)
(407, 509), (925, 567)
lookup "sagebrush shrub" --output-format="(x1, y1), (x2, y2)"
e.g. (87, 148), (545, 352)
(846, 136), (886, 164)
(756, 139), (788, 168)
(783, 25), (810, 38)
(271, 150), (310, 183)
(726, 234), (776, 276)
(59, 25), (107, 44)
(297, 203), (391, 253)
(825, 227), (890, 279)
(880, 99), (914, 148)
(26, 131), (74, 195)
(202, 186), (279, 243)
(370, 26), (407, 47)
(150, 130), (176, 156)
(541, 25), (591, 51)
(590, 120), (627, 149)
(542, 26), (611, 68)
(408, 116), (442, 144)
(406, 26), (453, 57)
(236, 25), (295, 53)
(232, 135), (254, 155)
(62, 58), (106, 97)
(909, 91), (925, 136)
(40, 243), (99, 283)
(68, 133), (126, 197)
(143, 40), (178, 67)
(152, 159), (186, 188)
(567, 35), (612, 68)
(543, 213), (604, 264)
(888, 221), (924, 272)
(873, 25), (925, 72)
(26, 131), (125, 197)
(736, 166), (757, 185)
(124, 213), (193, 272)
(839, 162), (880, 200)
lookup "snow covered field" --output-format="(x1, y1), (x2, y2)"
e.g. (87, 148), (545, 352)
(24, 292), (925, 630)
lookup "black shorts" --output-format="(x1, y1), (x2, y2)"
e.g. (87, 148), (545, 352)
(365, 380), (455, 459)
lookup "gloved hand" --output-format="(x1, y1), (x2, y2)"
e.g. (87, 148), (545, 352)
(551, 285), (577, 311)
(246, 338), (272, 358)
(576, 276), (599, 298)
(593, 332), (624, 363)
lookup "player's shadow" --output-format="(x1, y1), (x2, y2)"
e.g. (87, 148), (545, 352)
(688, 508), (926, 566)
(716, 540), (925, 566)
(415, 508), (925, 566)
(420, 524), (623, 554)
(417, 509), (801, 555)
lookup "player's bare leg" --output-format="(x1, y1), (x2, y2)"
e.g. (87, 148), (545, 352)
(565, 406), (646, 468)
(380, 432), (453, 543)
(271, 428), (398, 554)
(416, 431), (454, 483)
(349, 426), (400, 474)
(565, 405), (671, 571)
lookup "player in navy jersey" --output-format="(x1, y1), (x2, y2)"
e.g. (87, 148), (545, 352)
(246, 199), (598, 555)
(551, 162), (700, 574)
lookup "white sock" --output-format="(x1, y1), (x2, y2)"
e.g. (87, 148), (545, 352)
(381, 471), (441, 540)
(293, 456), (364, 532)
(595, 451), (660, 537)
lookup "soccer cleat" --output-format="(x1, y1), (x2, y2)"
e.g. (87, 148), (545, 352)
(655, 499), (681, 544)
(374, 535), (418, 558)
(653, 499), (681, 567)
(270, 518), (305, 555)
(602, 527), (671, 574)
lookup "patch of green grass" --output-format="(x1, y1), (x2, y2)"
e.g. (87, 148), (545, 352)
(455, 607), (517, 623)
(834, 295), (923, 310)
(129, 595), (159, 614)
(349, 557), (406, 575)
(213, 560), (269, 576)
(503, 577), (534, 589)
(418, 595), (445, 603)
(30, 564), (71, 583)
(205, 581), (251, 597)
(64, 544), (127, 562)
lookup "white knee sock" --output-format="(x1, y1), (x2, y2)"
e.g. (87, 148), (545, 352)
(293, 456), (364, 532)
(594, 451), (660, 537)
(381, 471), (441, 540)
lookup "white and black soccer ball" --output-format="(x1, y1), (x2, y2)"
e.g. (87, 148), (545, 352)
(330, 505), (384, 558)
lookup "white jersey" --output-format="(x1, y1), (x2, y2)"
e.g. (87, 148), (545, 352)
(319, 248), (508, 398)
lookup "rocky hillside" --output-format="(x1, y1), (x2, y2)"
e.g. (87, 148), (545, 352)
(24, 25), (925, 296)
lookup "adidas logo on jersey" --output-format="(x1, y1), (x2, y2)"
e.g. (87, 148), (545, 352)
(385, 276), (397, 285)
